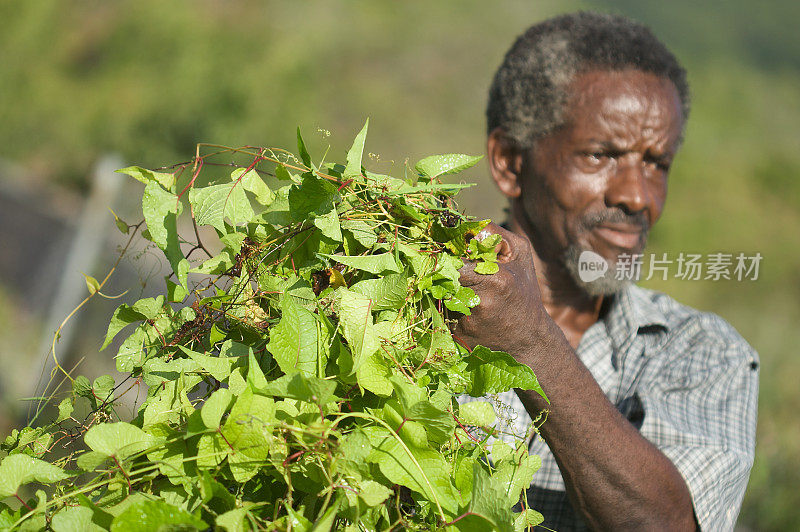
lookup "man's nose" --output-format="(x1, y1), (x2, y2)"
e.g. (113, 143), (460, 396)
(605, 155), (649, 215)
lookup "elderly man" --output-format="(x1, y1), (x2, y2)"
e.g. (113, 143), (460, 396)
(455, 12), (759, 531)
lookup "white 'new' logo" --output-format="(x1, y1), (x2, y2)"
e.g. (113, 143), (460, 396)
(578, 250), (608, 282)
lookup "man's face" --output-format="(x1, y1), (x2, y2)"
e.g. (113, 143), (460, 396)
(515, 69), (684, 294)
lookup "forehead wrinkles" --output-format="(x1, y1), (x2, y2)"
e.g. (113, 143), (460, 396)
(567, 71), (681, 148)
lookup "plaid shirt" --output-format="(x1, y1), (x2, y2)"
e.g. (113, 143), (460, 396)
(463, 284), (759, 531)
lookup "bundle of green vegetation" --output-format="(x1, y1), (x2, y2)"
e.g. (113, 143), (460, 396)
(0, 122), (548, 531)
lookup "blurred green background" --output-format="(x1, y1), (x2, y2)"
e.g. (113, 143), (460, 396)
(0, 0), (797, 529)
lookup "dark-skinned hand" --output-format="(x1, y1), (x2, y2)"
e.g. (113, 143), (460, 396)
(453, 223), (553, 358)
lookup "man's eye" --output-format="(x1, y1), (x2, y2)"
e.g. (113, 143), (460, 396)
(646, 159), (671, 172)
(586, 152), (607, 164)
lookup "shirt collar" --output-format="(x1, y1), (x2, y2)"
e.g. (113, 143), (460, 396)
(603, 284), (670, 347)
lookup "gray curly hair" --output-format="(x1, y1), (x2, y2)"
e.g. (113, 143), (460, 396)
(487, 12), (690, 147)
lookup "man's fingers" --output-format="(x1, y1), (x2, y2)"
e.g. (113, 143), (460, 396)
(458, 258), (483, 288)
(460, 222), (519, 287)
(475, 222), (521, 263)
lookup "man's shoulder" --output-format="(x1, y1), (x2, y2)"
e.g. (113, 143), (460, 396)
(629, 285), (759, 365)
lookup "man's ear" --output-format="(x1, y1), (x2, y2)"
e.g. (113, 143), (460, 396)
(487, 127), (523, 199)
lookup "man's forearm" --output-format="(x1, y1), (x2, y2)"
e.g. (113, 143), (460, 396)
(515, 319), (697, 530)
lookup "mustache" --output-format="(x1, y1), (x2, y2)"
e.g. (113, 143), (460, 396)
(581, 209), (649, 233)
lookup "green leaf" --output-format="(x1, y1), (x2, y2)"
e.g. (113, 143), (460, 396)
(365, 427), (459, 515)
(259, 274), (316, 310)
(258, 185), (292, 226)
(0, 454), (69, 498)
(132, 295), (165, 320)
(215, 507), (251, 532)
(435, 252), (465, 283)
(474, 260), (499, 275)
(365, 169), (405, 191)
(142, 357), (202, 388)
(76, 451), (110, 472)
(166, 279), (189, 303)
(389, 375), (427, 410)
(267, 297), (326, 376)
(0, 504), (20, 529)
(83, 272), (100, 295)
(350, 270), (408, 310)
(73, 374), (92, 397)
(444, 285), (481, 316)
(492, 440), (513, 462)
(175, 258), (190, 291)
(56, 398), (74, 423)
(313, 206), (343, 242)
(345, 119), (369, 179)
(146, 424), (194, 482)
(222, 388), (275, 482)
(414, 154), (483, 179)
(340, 218), (378, 248)
(201, 388), (233, 428)
(73, 495), (115, 528)
(443, 294), (470, 314)
(405, 401), (455, 445)
(117, 166), (175, 190)
(83, 422), (159, 461)
(199, 471), (236, 509)
(432, 219), (489, 255)
(219, 231), (247, 254)
(246, 348), (268, 390)
(459, 401), (496, 426)
(275, 164), (294, 181)
(283, 506), (312, 532)
(463, 346), (548, 401)
(52, 506), (107, 532)
(359, 480), (393, 507)
(288, 174), (339, 222)
(385, 376), (454, 444)
(102, 304), (145, 350)
(514, 509), (545, 531)
(310, 497), (341, 532)
(320, 252), (401, 274)
(110, 500), (207, 532)
(114, 325), (150, 372)
(190, 249), (235, 275)
(296, 127), (312, 167)
(336, 429), (371, 478)
(115, 218), (130, 234)
(258, 372), (338, 405)
(336, 289), (380, 371)
(197, 433), (227, 469)
(383, 181), (475, 196)
(142, 181), (187, 287)
(495, 451), (542, 507)
(109, 207), (129, 234)
(142, 181), (181, 249)
(180, 346), (236, 382)
(189, 182), (255, 232)
(453, 464), (514, 532)
(232, 167), (274, 205)
(356, 350), (393, 396)
(93, 374), (115, 404)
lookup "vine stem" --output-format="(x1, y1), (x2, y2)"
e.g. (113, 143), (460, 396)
(30, 221), (144, 424)
(331, 411), (447, 522)
(112, 455), (132, 492)
(196, 143), (342, 185)
(14, 494), (32, 512)
(442, 511), (474, 527)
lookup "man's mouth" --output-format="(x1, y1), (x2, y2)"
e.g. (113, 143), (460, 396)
(593, 223), (645, 250)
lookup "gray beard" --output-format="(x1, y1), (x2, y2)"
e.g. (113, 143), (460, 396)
(562, 245), (635, 297)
